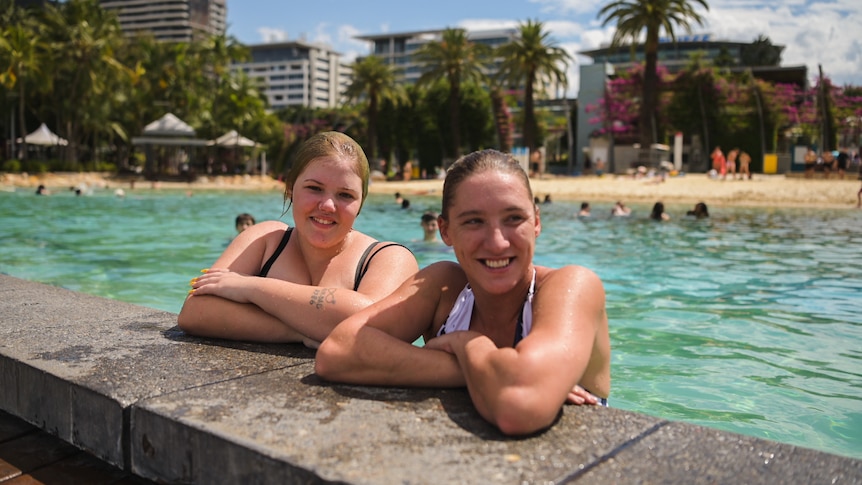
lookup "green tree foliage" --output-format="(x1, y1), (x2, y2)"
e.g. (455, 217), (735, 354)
(414, 28), (490, 159)
(495, 19), (572, 154)
(344, 55), (405, 165)
(740, 35), (782, 67)
(598, 0), (708, 162)
(0, 9), (41, 162)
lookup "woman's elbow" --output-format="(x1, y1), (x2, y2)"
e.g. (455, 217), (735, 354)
(176, 308), (202, 335)
(314, 337), (349, 381)
(491, 391), (559, 436)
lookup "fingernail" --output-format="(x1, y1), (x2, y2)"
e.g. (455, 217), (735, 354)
(190, 277), (198, 285)
(200, 268), (209, 273)
(187, 289), (195, 295)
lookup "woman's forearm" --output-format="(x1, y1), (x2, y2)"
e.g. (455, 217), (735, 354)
(177, 294), (305, 342)
(317, 323), (465, 387)
(451, 335), (566, 435)
(246, 280), (376, 343)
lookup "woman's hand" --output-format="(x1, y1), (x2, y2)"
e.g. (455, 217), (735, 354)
(566, 385), (599, 405)
(189, 268), (254, 303)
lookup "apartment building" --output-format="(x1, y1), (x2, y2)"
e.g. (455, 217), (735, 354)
(233, 41), (351, 110)
(355, 27), (520, 84)
(99, 0), (226, 42)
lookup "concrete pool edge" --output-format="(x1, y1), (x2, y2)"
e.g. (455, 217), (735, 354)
(1, 274), (860, 484)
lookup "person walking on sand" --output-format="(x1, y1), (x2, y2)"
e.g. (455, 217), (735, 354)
(711, 146), (726, 179)
(725, 148), (738, 180)
(316, 149), (610, 436)
(738, 150), (752, 180)
(178, 132), (419, 347)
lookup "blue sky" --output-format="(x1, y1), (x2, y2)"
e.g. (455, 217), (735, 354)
(225, 0), (862, 96)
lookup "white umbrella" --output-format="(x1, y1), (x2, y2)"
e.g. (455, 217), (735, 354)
(209, 130), (257, 147)
(17, 123), (68, 146)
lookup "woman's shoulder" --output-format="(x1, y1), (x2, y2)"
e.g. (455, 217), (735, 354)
(419, 260), (466, 284)
(249, 219), (289, 233)
(536, 265), (603, 291)
(239, 220), (290, 244)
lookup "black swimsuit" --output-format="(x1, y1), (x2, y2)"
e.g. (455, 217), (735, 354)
(257, 228), (409, 291)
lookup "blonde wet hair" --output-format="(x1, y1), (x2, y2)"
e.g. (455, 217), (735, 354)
(284, 131), (370, 211)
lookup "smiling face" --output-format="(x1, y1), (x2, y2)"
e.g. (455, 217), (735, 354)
(290, 155), (363, 249)
(440, 168), (541, 295)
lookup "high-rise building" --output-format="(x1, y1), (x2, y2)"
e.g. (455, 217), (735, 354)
(355, 28), (521, 85)
(98, 0), (226, 42)
(233, 41), (351, 111)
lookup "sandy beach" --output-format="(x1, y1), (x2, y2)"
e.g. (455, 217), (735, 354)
(3, 171), (860, 208)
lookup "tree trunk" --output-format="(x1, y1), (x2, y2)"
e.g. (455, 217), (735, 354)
(449, 81), (461, 158)
(523, 73), (537, 153)
(639, 31), (660, 165)
(18, 82), (28, 163)
(367, 94), (378, 164)
(490, 88), (512, 152)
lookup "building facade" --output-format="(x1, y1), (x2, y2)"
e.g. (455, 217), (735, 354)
(355, 28), (524, 85)
(233, 41), (351, 111)
(576, 34), (808, 173)
(98, 0), (226, 42)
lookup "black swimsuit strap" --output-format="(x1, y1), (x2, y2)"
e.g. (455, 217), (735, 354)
(257, 227), (292, 277)
(353, 242), (411, 291)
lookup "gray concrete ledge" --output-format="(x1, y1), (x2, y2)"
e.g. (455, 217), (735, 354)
(1, 274), (860, 484)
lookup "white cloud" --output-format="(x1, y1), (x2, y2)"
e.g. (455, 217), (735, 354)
(256, 27), (288, 43)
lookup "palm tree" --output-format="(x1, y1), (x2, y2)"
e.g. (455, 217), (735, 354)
(496, 19), (572, 155)
(598, 0), (708, 164)
(414, 28), (490, 159)
(344, 55), (404, 164)
(39, 0), (130, 164)
(0, 15), (41, 162)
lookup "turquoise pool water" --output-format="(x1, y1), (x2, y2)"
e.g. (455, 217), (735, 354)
(1, 187), (860, 459)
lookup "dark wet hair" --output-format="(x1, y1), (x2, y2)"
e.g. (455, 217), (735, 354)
(650, 202), (665, 220)
(441, 149), (533, 220)
(687, 201), (709, 218)
(235, 213), (255, 226)
(421, 211), (438, 223)
(284, 131), (370, 210)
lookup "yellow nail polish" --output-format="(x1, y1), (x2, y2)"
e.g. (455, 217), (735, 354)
(190, 277), (198, 285)
(188, 289), (195, 295)
(200, 268), (209, 273)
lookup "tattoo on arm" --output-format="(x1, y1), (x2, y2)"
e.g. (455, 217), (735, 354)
(309, 288), (337, 310)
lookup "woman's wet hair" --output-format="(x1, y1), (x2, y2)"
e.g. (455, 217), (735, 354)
(284, 131), (370, 210)
(441, 149), (533, 219)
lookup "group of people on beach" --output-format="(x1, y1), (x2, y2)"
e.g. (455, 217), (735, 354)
(178, 132), (610, 435)
(710, 146), (752, 181)
(803, 146), (858, 180)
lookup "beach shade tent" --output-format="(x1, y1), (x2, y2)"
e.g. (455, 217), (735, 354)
(16, 123), (68, 146)
(15, 123), (68, 161)
(208, 130), (267, 174)
(132, 113), (208, 179)
(208, 130), (257, 148)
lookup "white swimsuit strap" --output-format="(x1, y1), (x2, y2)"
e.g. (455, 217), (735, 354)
(438, 268), (537, 338)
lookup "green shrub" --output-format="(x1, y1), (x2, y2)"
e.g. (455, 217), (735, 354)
(2, 159), (22, 172)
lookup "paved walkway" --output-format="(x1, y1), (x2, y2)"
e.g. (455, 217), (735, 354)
(1, 274), (860, 484)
